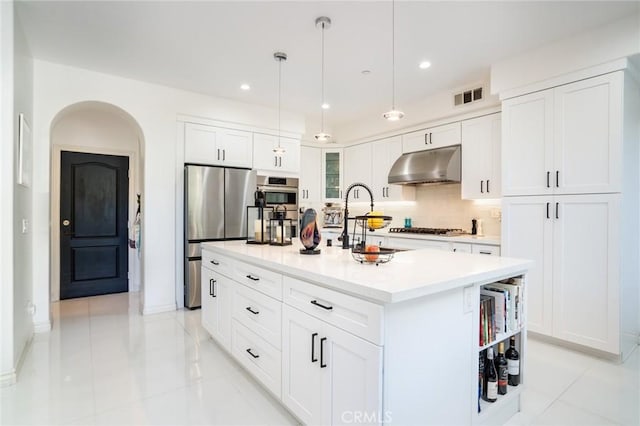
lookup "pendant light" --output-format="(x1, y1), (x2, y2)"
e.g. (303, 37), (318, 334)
(383, 0), (404, 121)
(314, 16), (331, 142)
(274, 51), (287, 154)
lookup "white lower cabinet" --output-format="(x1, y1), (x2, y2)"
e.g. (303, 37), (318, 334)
(201, 267), (232, 350)
(502, 194), (627, 355)
(282, 305), (383, 426)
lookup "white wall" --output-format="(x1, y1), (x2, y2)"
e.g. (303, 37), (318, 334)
(491, 13), (640, 95)
(333, 76), (500, 144)
(0, 0), (16, 385)
(50, 103), (142, 301)
(12, 3), (34, 372)
(31, 60), (305, 327)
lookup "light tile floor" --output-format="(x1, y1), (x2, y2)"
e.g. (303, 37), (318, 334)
(1, 292), (638, 425)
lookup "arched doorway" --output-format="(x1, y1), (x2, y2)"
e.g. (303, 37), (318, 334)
(49, 102), (144, 302)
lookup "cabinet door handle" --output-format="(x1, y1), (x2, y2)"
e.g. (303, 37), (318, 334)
(453, 248), (457, 252)
(246, 274), (260, 281)
(245, 306), (259, 315)
(217, 148), (220, 161)
(274, 156), (278, 166)
(486, 180), (490, 193)
(320, 337), (327, 368)
(480, 180), (484, 193)
(310, 300), (333, 310)
(223, 149), (226, 161)
(430, 133), (433, 144)
(279, 157), (282, 167)
(311, 332), (318, 363)
(556, 170), (559, 188)
(210, 260), (220, 266)
(547, 171), (550, 188)
(555, 202), (559, 219)
(546, 202), (550, 219)
(424, 133), (429, 145)
(209, 278), (215, 296)
(246, 348), (260, 359)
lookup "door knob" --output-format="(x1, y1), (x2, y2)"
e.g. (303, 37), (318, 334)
(62, 220), (70, 226)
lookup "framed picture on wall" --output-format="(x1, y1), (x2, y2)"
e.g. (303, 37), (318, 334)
(17, 113), (32, 187)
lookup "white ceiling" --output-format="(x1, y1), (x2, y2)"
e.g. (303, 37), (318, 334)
(16, 1), (639, 132)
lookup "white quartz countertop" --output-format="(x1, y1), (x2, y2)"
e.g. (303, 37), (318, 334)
(320, 227), (501, 246)
(201, 240), (531, 304)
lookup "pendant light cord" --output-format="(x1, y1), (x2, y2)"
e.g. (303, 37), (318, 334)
(321, 21), (325, 133)
(278, 56), (282, 148)
(391, 0), (396, 110)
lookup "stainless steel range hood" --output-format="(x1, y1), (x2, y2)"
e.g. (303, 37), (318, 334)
(388, 145), (461, 185)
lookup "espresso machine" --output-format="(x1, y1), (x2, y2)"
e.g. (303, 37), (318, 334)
(322, 203), (343, 228)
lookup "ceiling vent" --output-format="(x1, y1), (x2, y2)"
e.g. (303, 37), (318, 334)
(453, 86), (483, 107)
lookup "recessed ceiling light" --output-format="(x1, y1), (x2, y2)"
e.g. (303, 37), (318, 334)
(240, 83), (251, 91)
(419, 61), (431, 70)
(361, 70), (371, 75)
(321, 103), (330, 110)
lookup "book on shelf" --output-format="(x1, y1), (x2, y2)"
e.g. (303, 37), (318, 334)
(479, 278), (524, 345)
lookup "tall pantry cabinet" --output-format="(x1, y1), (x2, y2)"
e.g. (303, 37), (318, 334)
(501, 68), (639, 360)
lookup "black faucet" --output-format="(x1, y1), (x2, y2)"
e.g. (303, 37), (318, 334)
(341, 182), (374, 249)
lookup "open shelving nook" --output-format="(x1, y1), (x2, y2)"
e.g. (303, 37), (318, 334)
(472, 274), (527, 425)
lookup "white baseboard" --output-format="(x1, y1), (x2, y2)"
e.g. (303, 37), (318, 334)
(1, 333), (33, 388)
(33, 321), (52, 333)
(142, 303), (176, 315)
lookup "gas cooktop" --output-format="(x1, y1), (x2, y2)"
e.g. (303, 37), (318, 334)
(388, 227), (467, 236)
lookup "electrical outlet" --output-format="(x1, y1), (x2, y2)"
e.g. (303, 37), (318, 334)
(21, 219), (28, 234)
(490, 208), (501, 219)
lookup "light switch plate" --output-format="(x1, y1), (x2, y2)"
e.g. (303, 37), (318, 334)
(21, 219), (28, 234)
(463, 285), (474, 313)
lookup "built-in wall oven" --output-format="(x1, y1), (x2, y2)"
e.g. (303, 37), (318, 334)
(257, 175), (299, 236)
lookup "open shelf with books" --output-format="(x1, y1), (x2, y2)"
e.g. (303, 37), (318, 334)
(474, 275), (526, 425)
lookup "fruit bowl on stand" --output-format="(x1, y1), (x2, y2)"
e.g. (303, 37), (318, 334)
(351, 246), (395, 265)
(350, 214), (394, 265)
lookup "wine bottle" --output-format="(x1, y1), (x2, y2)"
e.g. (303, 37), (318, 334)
(483, 347), (498, 402)
(506, 336), (520, 386)
(496, 342), (508, 395)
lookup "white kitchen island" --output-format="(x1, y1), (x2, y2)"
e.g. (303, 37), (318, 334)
(201, 240), (532, 426)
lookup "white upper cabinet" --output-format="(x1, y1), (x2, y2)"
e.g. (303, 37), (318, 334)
(185, 123), (253, 168)
(343, 143), (372, 200)
(299, 145), (322, 204)
(402, 122), (461, 153)
(252, 133), (300, 174)
(371, 136), (415, 202)
(502, 90), (554, 196)
(553, 74), (622, 195)
(502, 72), (623, 196)
(461, 113), (501, 199)
(321, 148), (343, 202)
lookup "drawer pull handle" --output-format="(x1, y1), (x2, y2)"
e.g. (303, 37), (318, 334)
(311, 333), (318, 363)
(310, 300), (333, 311)
(210, 260), (220, 266)
(246, 274), (260, 281)
(320, 337), (327, 368)
(245, 306), (259, 315)
(246, 348), (259, 359)
(479, 251), (491, 255)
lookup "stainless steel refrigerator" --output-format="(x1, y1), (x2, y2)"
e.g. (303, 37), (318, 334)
(184, 165), (256, 308)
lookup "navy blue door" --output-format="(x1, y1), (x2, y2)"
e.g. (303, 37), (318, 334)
(60, 151), (129, 299)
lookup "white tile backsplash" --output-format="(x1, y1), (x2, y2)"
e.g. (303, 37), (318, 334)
(339, 184), (502, 237)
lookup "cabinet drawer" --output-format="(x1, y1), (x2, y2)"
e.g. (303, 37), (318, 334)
(231, 320), (281, 398)
(233, 262), (283, 300)
(202, 250), (234, 278)
(451, 242), (472, 253)
(472, 244), (500, 256)
(283, 276), (384, 345)
(233, 284), (282, 349)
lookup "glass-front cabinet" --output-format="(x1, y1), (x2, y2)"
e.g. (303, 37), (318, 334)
(321, 148), (343, 202)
